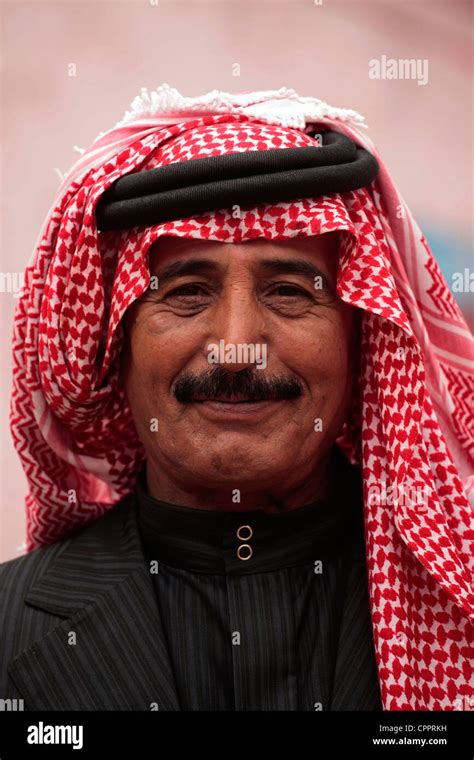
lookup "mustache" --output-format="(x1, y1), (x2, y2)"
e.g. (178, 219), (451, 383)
(173, 366), (303, 403)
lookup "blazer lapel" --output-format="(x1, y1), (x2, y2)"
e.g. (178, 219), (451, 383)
(8, 496), (181, 711)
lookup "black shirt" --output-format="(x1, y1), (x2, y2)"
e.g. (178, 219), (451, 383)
(135, 447), (382, 711)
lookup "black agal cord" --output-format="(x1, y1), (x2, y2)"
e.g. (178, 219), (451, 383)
(95, 130), (379, 232)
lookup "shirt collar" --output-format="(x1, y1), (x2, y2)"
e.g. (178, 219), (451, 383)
(135, 446), (364, 575)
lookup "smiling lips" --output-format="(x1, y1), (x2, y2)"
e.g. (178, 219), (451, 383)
(191, 395), (277, 404)
(190, 396), (283, 421)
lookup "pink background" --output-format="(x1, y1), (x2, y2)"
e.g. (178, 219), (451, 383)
(1, 0), (472, 560)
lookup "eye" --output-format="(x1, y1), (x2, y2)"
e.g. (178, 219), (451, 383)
(159, 282), (213, 315)
(271, 284), (312, 298)
(165, 283), (209, 298)
(262, 280), (335, 316)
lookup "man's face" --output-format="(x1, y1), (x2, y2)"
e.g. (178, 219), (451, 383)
(121, 234), (356, 495)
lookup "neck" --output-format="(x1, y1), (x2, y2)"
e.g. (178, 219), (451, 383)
(145, 449), (335, 513)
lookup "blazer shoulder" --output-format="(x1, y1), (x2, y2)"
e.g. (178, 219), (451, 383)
(0, 540), (63, 591)
(0, 494), (134, 604)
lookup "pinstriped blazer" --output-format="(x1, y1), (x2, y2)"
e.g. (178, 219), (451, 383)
(0, 493), (381, 711)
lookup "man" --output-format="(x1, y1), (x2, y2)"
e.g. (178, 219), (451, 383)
(2, 85), (473, 711)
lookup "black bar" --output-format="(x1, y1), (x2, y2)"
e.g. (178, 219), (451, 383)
(0, 710), (472, 759)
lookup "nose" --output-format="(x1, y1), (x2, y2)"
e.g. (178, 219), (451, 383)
(206, 281), (267, 373)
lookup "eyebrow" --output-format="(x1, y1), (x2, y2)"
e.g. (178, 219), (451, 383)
(153, 257), (333, 291)
(153, 259), (219, 286)
(259, 258), (332, 285)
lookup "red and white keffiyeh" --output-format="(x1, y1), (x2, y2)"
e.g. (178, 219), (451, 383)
(10, 85), (473, 710)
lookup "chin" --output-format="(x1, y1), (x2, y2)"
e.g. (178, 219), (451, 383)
(200, 446), (287, 482)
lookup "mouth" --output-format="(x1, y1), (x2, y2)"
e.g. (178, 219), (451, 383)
(192, 395), (274, 404)
(188, 395), (285, 421)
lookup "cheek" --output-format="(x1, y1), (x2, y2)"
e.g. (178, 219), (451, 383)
(277, 310), (352, 389)
(125, 318), (204, 401)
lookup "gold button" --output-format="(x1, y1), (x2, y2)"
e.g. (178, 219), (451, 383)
(237, 544), (253, 561)
(236, 524), (253, 541)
